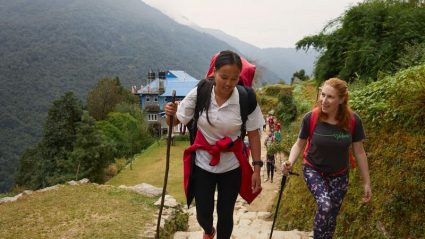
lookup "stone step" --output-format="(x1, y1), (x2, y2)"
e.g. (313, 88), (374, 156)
(172, 130), (312, 239)
(173, 229), (311, 239)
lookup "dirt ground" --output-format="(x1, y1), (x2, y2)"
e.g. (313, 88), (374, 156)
(246, 129), (286, 212)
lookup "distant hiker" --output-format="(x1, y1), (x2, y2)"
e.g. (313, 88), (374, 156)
(165, 50), (264, 239)
(274, 121), (281, 132)
(264, 131), (274, 148)
(267, 115), (274, 132)
(265, 151), (275, 183)
(274, 130), (282, 143)
(282, 78), (372, 239)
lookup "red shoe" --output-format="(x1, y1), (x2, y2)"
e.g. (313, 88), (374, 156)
(203, 227), (216, 239)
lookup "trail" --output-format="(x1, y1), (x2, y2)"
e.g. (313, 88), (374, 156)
(173, 129), (312, 239)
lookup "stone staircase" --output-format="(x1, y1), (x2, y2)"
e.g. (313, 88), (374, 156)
(173, 194), (312, 239)
(172, 129), (312, 239)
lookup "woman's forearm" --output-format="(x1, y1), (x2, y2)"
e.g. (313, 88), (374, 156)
(353, 142), (371, 185)
(288, 138), (307, 165)
(248, 130), (262, 173)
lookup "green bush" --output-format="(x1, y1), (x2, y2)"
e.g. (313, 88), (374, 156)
(296, 0), (425, 82)
(336, 129), (425, 238)
(173, 134), (190, 141)
(350, 63), (425, 132)
(258, 95), (279, 115)
(275, 90), (297, 127)
(262, 84), (292, 96)
(275, 66), (425, 238)
(159, 208), (189, 239)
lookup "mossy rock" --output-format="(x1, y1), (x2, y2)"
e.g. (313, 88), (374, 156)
(159, 208), (189, 239)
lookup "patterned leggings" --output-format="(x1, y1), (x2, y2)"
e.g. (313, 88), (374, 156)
(303, 165), (349, 239)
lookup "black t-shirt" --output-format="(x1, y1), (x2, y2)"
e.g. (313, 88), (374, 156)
(299, 111), (366, 173)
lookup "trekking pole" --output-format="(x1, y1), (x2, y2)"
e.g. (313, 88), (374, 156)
(269, 171), (299, 239)
(155, 90), (176, 239)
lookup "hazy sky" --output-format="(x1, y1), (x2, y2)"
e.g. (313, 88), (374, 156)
(143, 0), (363, 48)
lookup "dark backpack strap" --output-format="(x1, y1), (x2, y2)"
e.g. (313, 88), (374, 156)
(187, 79), (213, 144)
(237, 85), (257, 141)
(303, 108), (319, 166)
(349, 113), (356, 168)
(309, 107), (320, 137)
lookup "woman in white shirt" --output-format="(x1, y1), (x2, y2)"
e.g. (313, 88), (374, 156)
(165, 50), (264, 239)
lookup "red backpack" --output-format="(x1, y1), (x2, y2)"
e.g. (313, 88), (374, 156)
(303, 107), (357, 175)
(205, 52), (256, 87)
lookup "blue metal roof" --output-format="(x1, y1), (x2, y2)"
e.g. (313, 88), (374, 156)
(162, 79), (199, 96)
(142, 70), (199, 97)
(167, 70), (198, 81)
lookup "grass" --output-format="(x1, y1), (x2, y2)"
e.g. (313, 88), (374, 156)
(0, 139), (190, 238)
(0, 184), (156, 239)
(107, 140), (189, 203)
(274, 79), (425, 238)
(0, 192), (15, 199)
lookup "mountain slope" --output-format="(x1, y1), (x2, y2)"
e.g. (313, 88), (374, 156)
(0, 0), (236, 192)
(195, 27), (319, 83)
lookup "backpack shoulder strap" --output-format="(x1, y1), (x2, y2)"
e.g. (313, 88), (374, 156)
(303, 108), (319, 164)
(309, 107), (320, 138)
(236, 85), (257, 140)
(350, 112), (355, 134)
(349, 112), (357, 168)
(187, 79), (211, 145)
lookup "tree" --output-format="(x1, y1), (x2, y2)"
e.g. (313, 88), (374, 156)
(42, 92), (83, 186)
(275, 90), (297, 127)
(15, 145), (45, 189)
(114, 101), (152, 146)
(96, 120), (128, 158)
(397, 42), (425, 69)
(291, 69), (309, 84)
(70, 112), (115, 183)
(87, 77), (137, 121)
(15, 92), (84, 189)
(96, 111), (152, 159)
(296, 0), (425, 83)
(106, 112), (149, 156)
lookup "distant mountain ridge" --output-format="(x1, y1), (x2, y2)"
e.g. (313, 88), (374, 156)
(0, 0), (241, 192)
(191, 26), (319, 83)
(0, 0), (318, 192)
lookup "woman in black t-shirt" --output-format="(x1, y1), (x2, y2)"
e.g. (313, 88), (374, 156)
(282, 78), (372, 239)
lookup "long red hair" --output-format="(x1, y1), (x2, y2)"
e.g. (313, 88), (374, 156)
(314, 78), (353, 131)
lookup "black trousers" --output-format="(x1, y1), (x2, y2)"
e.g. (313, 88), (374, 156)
(267, 162), (275, 179)
(193, 165), (241, 239)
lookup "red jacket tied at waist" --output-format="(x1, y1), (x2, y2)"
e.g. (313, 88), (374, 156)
(183, 130), (261, 205)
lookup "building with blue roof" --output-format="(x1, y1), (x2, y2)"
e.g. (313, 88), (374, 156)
(132, 70), (199, 136)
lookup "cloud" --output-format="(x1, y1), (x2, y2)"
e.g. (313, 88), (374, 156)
(142, 0), (362, 48)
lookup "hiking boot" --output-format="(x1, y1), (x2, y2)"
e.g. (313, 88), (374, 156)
(264, 178), (269, 182)
(203, 227), (215, 239)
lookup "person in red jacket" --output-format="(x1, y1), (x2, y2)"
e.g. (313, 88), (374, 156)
(274, 121), (281, 132)
(165, 50), (264, 239)
(267, 115), (274, 132)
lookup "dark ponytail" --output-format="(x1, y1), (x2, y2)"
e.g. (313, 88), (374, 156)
(196, 50), (242, 126)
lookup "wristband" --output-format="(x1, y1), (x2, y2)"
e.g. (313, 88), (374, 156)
(252, 160), (264, 167)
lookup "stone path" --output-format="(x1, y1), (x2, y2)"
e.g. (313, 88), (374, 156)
(173, 194), (312, 239)
(173, 129), (312, 239)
